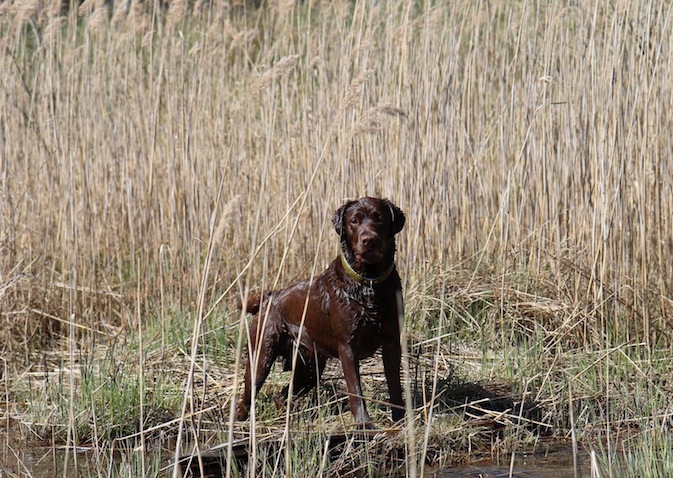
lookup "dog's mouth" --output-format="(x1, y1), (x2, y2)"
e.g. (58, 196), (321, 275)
(356, 250), (384, 264)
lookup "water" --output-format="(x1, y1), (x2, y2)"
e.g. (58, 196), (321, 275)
(1, 428), (587, 478)
(436, 450), (588, 478)
(0, 433), (95, 477)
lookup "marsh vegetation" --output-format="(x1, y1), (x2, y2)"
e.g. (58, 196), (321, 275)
(1, 0), (673, 476)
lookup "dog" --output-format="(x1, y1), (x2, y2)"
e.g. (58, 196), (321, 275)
(236, 197), (406, 427)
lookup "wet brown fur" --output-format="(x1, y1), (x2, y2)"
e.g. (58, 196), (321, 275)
(236, 197), (406, 427)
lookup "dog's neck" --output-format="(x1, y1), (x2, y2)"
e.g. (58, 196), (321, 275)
(339, 250), (395, 287)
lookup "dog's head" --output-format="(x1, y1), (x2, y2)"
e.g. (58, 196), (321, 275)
(332, 197), (405, 265)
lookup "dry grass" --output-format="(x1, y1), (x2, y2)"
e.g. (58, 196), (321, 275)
(1, 0), (670, 353)
(1, 0), (673, 476)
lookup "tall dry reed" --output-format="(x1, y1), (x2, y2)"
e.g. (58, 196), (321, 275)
(0, 0), (671, 356)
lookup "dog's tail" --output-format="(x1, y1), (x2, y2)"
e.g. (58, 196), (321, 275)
(240, 291), (272, 315)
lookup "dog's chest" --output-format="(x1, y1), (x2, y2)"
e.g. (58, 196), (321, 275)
(344, 285), (398, 354)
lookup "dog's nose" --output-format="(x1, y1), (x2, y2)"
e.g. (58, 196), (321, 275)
(360, 231), (376, 247)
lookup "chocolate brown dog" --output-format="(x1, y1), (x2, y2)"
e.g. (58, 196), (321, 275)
(236, 197), (406, 426)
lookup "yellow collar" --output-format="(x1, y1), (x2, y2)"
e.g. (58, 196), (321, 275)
(340, 251), (395, 287)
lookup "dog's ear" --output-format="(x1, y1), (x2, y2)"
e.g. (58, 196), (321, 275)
(386, 200), (406, 235)
(333, 200), (355, 236)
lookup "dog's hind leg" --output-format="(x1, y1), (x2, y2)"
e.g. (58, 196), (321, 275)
(284, 351), (327, 397)
(236, 316), (280, 421)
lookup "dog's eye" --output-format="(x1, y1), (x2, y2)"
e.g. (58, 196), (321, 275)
(350, 217), (359, 225)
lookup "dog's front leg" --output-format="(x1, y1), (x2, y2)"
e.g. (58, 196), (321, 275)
(383, 341), (405, 422)
(338, 343), (374, 427)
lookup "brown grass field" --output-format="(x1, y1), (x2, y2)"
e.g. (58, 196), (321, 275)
(1, 0), (673, 476)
